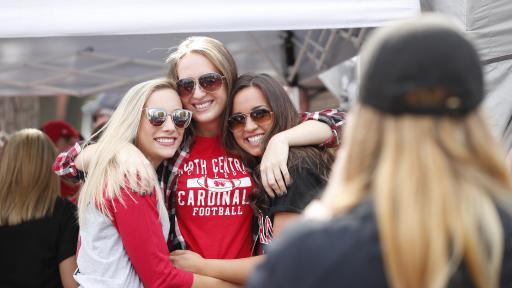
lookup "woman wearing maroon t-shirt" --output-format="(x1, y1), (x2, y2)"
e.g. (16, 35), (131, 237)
(169, 73), (335, 284)
(162, 37), (342, 260)
(53, 37), (344, 262)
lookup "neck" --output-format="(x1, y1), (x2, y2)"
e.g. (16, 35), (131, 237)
(195, 119), (221, 137)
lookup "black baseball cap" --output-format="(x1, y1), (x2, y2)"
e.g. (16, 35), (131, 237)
(358, 14), (484, 116)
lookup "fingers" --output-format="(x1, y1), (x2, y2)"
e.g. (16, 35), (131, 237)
(280, 162), (292, 186)
(272, 164), (287, 194)
(260, 170), (275, 198)
(262, 166), (284, 197)
(170, 250), (187, 256)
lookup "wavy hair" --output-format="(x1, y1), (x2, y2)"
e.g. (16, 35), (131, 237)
(223, 73), (334, 209)
(322, 105), (512, 288)
(0, 129), (60, 225)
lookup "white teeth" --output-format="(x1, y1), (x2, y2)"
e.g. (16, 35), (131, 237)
(194, 101), (212, 110)
(247, 134), (264, 145)
(155, 138), (175, 144)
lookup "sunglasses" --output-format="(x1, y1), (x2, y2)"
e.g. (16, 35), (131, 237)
(176, 72), (225, 98)
(227, 107), (273, 132)
(143, 108), (192, 128)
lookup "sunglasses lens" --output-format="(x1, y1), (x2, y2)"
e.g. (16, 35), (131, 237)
(176, 78), (195, 98)
(228, 114), (246, 131)
(147, 109), (166, 126)
(250, 108), (272, 124)
(172, 109), (192, 129)
(198, 73), (223, 92)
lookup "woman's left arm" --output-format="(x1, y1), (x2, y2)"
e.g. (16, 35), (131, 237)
(170, 212), (300, 285)
(260, 108), (346, 196)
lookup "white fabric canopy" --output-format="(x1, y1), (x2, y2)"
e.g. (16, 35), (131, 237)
(0, 0), (420, 98)
(2, 0), (420, 37)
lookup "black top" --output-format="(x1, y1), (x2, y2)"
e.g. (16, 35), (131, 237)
(248, 201), (512, 288)
(254, 166), (325, 254)
(0, 197), (79, 288)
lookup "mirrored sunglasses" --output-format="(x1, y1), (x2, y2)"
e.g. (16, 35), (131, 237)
(143, 108), (192, 128)
(227, 107), (273, 132)
(176, 72), (225, 98)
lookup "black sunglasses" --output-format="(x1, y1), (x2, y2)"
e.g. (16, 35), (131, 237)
(176, 72), (225, 98)
(143, 108), (192, 128)
(227, 107), (273, 132)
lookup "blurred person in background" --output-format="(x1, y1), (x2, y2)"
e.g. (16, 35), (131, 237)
(248, 14), (512, 288)
(42, 120), (82, 203)
(0, 129), (78, 288)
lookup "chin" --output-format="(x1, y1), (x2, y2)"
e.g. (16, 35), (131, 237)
(158, 148), (178, 159)
(246, 147), (262, 157)
(195, 109), (222, 123)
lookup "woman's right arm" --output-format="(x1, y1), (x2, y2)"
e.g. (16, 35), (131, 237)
(53, 142), (87, 183)
(53, 143), (149, 184)
(111, 187), (236, 288)
(170, 251), (264, 285)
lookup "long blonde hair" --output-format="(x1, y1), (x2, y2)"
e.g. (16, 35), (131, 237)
(322, 105), (512, 288)
(78, 78), (175, 226)
(0, 129), (60, 225)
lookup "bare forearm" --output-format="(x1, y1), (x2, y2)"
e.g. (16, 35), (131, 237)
(200, 256), (265, 285)
(277, 120), (332, 147)
(192, 274), (241, 288)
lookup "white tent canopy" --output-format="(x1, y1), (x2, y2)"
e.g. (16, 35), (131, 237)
(0, 0), (420, 98)
(3, 0), (420, 37)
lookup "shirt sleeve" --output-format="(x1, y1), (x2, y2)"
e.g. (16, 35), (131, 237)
(269, 166), (324, 216)
(56, 198), (79, 263)
(52, 142), (85, 184)
(300, 108), (346, 148)
(109, 188), (193, 288)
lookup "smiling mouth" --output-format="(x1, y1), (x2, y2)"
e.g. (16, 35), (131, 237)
(154, 137), (176, 145)
(193, 100), (213, 111)
(246, 134), (264, 145)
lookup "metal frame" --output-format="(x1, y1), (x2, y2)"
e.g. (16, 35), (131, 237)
(287, 28), (367, 83)
(0, 48), (168, 97)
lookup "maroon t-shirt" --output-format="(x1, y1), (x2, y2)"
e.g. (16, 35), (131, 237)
(175, 135), (255, 259)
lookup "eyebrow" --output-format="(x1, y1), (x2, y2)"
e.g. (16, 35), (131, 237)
(232, 105), (270, 115)
(251, 105), (269, 111)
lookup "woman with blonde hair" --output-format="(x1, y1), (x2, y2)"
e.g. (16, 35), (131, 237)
(55, 36), (344, 261)
(70, 78), (236, 287)
(0, 129), (78, 288)
(248, 15), (512, 288)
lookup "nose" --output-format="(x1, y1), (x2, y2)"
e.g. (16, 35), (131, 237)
(192, 82), (207, 99)
(161, 116), (177, 133)
(244, 116), (258, 132)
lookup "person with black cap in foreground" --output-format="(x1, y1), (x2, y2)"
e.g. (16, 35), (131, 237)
(247, 14), (512, 288)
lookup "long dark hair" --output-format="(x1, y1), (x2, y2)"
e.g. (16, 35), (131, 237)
(222, 73), (334, 209)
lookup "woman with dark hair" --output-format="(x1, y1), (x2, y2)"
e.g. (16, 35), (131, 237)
(169, 73), (335, 285)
